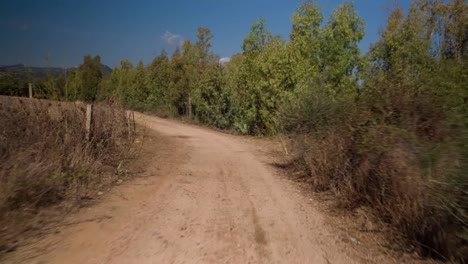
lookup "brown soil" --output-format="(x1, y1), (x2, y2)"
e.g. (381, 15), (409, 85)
(3, 113), (435, 263)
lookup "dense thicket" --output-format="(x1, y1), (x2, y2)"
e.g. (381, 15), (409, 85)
(2, 0), (466, 260)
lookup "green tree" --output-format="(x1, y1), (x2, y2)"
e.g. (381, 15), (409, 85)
(0, 73), (24, 96)
(242, 18), (274, 53)
(319, 2), (365, 95)
(196, 26), (214, 62)
(129, 60), (148, 110)
(64, 68), (82, 101)
(147, 50), (171, 112)
(169, 47), (187, 115)
(438, 0), (468, 60)
(112, 59), (135, 105)
(182, 40), (198, 117)
(78, 55), (102, 101)
(368, 2), (434, 80)
(193, 63), (230, 128)
(289, 0), (323, 84)
(228, 19), (293, 134)
(290, 0), (323, 55)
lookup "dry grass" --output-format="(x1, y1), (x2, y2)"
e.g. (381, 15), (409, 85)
(0, 95), (132, 214)
(291, 121), (466, 262)
(284, 77), (467, 261)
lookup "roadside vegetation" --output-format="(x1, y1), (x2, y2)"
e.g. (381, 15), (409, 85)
(0, 96), (133, 253)
(0, 96), (130, 209)
(0, 0), (466, 261)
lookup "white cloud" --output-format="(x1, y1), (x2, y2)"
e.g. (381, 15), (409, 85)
(161, 31), (183, 46)
(219, 57), (231, 64)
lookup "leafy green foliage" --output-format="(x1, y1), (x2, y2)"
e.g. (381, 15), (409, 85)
(242, 18), (274, 53)
(193, 63), (230, 128)
(0, 73), (26, 97)
(76, 55), (103, 101)
(196, 26), (214, 62)
(320, 2), (364, 94)
(290, 1), (467, 260)
(146, 51), (171, 113)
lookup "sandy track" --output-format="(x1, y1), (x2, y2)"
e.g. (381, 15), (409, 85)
(6, 113), (395, 264)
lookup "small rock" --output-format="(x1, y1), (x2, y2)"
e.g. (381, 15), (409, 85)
(349, 236), (359, 245)
(97, 191), (104, 196)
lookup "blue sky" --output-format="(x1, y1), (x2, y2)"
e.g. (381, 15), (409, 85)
(0, 0), (411, 68)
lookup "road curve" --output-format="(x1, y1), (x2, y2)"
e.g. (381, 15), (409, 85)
(8, 113), (377, 264)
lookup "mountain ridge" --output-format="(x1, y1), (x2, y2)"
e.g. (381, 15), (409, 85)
(0, 63), (112, 78)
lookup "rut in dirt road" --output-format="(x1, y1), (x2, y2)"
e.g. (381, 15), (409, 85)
(6, 113), (393, 264)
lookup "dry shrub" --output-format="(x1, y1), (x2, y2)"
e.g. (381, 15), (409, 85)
(295, 118), (466, 261)
(0, 96), (131, 212)
(289, 77), (467, 261)
(297, 132), (351, 192)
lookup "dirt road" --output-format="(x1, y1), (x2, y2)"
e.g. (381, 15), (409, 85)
(6, 114), (399, 264)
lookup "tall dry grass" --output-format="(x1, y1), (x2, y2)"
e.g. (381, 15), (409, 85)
(0, 96), (131, 212)
(285, 77), (467, 262)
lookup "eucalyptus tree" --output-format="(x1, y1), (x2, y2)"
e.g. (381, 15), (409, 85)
(147, 50), (170, 111)
(320, 2), (365, 95)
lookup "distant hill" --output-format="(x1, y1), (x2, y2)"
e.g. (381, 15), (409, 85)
(0, 64), (112, 79)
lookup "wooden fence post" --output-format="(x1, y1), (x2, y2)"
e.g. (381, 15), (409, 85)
(132, 111), (135, 132)
(127, 111), (131, 137)
(28, 83), (33, 98)
(126, 111), (136, 136)
(85, 104), (93, 141)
